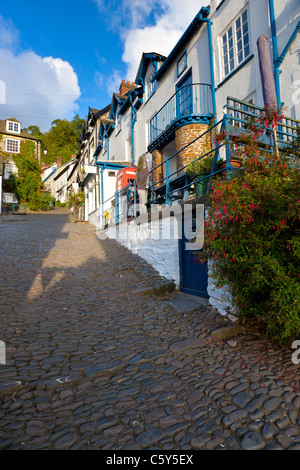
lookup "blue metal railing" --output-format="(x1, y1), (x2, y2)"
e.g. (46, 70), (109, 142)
(226, 96), (300, 143)
(149, 83), (213, 144)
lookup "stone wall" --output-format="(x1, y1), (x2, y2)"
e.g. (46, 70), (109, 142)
(175, 123), (211, 173)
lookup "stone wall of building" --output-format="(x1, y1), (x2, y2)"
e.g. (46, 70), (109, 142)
(175, 123), (211, 173)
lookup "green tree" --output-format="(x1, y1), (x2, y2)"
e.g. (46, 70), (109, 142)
(40, 115), (85, 165)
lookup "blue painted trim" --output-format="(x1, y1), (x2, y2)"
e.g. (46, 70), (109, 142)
(201, 16), (217, 118)
(216, 0), (227, 11)
(269, 0), (282, 108)
(276, 21), (300, 65)
(217, 54), (254, 89)
(95, 162), (129, 171)
(100, 167), (104, 227)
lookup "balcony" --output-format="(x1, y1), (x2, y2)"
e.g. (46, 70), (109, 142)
(148, 83), (213, 151)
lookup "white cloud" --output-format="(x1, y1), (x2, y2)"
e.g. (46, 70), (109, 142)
(94, 0), (208, 82)
(0, 15), (81, 131)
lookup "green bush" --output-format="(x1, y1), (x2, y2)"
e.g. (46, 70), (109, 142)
(201, 111), (300, 344)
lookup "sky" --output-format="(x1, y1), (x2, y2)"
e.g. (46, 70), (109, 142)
(0, 0), (208, 132)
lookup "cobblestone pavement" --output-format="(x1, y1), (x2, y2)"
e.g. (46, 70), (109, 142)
(0, 208), (299, 450)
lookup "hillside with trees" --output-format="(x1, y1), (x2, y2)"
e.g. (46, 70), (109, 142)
(24, 115), (85, 166)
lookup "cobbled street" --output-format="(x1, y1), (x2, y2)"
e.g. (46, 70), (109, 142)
(0, 208), (299, 450)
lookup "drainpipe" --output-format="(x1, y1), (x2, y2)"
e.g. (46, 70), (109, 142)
(200, 15), (217, 120)
(100, 166), (104, 228)
(268, 0), (281, 108)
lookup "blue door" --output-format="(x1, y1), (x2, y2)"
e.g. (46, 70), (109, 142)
(176, 71), (193, 117)
(179, 208), (208, 297)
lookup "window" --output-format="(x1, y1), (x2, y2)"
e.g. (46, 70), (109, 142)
(221, 9), (250, 78)
(146, 71), (156, 101)
(115, 113), (122, 134)
(6, 138), (20, 153)
(176, 71), (193, 116)
(177, 52), (187, 78)
(7, 120), (20, 134)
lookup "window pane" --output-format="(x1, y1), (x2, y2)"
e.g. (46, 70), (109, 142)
(244, 44), (250, 57)
(243, 32), (249, 47)
(228, 27), (232, 38)
(243, 22), (248, 34)
(238, 51), (243, 63)
(242, 10), (247, 24)
(236, 18), (241, 30)
(225, 64), (229, 76)
(237, 39), (243, 51)
(230, 58), (234, 71)
(236, 28), (242, 41)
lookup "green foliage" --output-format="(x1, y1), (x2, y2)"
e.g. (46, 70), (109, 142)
(40, 115), (85, 165)
(24, 115), (85, 165)
(8, 141), (52, 211)
(187, 154), (215, 179)
(201, 112), (300, 344)
(67, 191), (85, 209)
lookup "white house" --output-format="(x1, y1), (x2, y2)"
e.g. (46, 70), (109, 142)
(82, 0), (300, 317)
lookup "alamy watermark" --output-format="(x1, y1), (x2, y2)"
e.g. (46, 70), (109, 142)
(97, 203), (205, 251)
(0, 341), (6, 365)
(291, 340), (300, 365)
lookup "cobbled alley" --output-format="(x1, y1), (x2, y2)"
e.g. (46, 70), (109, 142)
(0, 208), (299, 450)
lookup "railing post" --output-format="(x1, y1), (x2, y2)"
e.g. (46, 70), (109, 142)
(223, 114), (232, 179)
(115, 190), (119, 225)
(166, 157), (170, 206)
(134, 181), (137, 218)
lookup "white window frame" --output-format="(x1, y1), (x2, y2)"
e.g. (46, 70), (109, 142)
(6, 138), (20, 153)
(6, 120), (21, 134)
(146, 71), (156, 101)
(220, 7), (250, 79)
(115, 112), (122, 134)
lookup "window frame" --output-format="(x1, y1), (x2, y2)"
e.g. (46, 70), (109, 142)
(6, 120), (21, 134)
(6, 138), (20, 153)
(220, 7), (250, 80)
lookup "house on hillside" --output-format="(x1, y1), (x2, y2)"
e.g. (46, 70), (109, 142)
(0, 117), (41, 212)
(0, 117), (41, 181)
(81, 0), (300, 317)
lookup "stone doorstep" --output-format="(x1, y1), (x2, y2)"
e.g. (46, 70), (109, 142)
(165, 292), (209, 314)
(132, 281), (176, 297)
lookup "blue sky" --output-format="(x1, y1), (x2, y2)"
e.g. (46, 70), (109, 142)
(0, 0), (206, 131)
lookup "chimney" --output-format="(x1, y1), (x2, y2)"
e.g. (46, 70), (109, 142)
(56, 157), (62, 168)
(119, 80), (137, 95)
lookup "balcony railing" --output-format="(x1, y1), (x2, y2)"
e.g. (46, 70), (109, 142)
(226, 97), (300, 144)
(149, 83), (213, 145)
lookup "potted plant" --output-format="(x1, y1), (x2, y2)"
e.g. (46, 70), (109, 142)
(187, 154), (215, 197)
(217, 157), (243, 177)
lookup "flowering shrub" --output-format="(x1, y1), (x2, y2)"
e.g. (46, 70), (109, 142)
(68, 191), (85, 210)
(200, 110), (300, 344)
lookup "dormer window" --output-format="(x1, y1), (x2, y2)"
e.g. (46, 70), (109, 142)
(7, 120), (21, 134)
